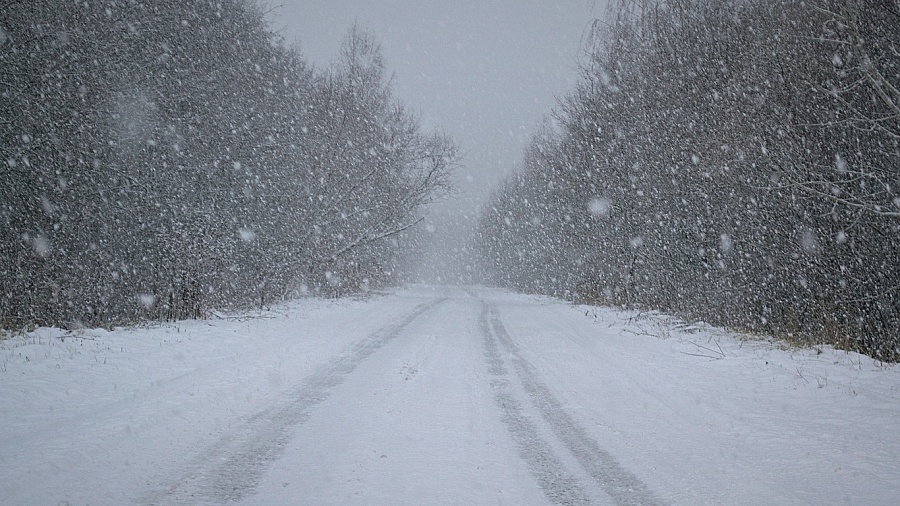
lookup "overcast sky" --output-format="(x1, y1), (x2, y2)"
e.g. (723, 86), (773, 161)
(266, 1), (607, 279)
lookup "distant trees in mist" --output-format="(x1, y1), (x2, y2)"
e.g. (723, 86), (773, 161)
(476, 0), (899, 360)
(1, 1), (454, 328)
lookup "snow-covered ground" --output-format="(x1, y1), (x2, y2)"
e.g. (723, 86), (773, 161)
(1, 285), (897, 505)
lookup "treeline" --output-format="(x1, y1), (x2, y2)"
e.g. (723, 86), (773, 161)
(476, 0), (899, 360)
(1, 0), (454, 328)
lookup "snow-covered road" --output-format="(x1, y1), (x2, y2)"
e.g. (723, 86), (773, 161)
(2, 285), (898, 505)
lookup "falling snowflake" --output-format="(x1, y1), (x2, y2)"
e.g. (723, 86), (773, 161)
(719, 233), (733, 254)
(32, 235), (51, 258)
(587, 197), (611, 218)
(800, 228), (819, 254)
(835, 154), (848, 173)
(137, 294), (156, 308)
(238, 228), (256, 242)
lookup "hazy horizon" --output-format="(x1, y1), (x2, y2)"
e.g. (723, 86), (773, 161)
(266, 1), (607, 280)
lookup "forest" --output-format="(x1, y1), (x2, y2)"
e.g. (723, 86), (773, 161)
(3, 0), (898, 362)
(476, 0), (900, 361)
(1, 0), (455, 327)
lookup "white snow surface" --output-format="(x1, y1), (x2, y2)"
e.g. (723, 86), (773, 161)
(1, 285), (898, 505)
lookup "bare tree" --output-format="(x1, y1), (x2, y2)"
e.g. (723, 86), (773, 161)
(795, 0), (900, 218)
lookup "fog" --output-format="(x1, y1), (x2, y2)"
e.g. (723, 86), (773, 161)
(267, 1), (606, 282)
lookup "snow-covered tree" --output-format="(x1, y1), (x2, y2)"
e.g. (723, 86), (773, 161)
(476, 0), (899, 361)
(1, 1), (455, 327)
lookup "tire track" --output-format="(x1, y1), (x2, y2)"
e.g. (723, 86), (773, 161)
(482, 300), (666, 506)
(479, 304), (593, 506)
(140, 297), (445, 506)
